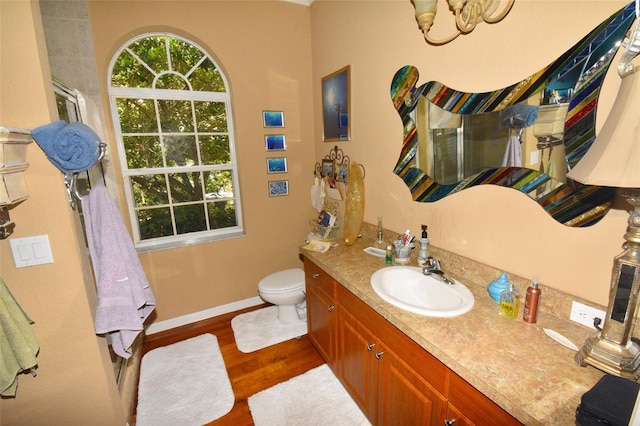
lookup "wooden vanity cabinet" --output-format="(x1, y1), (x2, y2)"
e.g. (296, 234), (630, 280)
(304, 258), (337, 371)
(303, 258), (521, 426)
(337, 283), (448, 425)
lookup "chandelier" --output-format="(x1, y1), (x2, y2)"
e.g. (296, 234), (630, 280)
(413, 0), (515, 45)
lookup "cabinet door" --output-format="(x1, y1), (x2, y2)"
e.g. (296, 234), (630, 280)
(304, 258), (337, 370)
(446, 403), (474, 426)
(447, 373), (522, 426)
(377, 346), (447, 426)
(306, 283), (336, 369)
(337, 306), (377, 422)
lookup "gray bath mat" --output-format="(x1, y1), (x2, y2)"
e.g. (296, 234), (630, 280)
(231, 306), (307, 353)
(136, 333), (234, 425)
(248, 364), (370, 425)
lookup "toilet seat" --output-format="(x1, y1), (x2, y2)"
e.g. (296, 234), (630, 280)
(258, 268), (304, 294)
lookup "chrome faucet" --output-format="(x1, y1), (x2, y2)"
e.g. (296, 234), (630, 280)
(422, 257), (455, 285)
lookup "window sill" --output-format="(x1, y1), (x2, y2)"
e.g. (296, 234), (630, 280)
(135, 229), (245, 253)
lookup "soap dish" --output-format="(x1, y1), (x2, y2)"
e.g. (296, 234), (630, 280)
(363, 247), (386, 258)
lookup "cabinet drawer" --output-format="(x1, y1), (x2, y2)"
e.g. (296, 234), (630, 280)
(449, 372), (522, 425)
(304, 257), (335, 297)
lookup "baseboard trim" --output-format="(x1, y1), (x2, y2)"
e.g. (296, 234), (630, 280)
(144, 296), (264, 335)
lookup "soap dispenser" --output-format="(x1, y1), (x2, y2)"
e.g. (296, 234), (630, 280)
(417, 225), (429, 266)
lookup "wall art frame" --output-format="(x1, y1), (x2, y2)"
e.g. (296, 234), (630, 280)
(321, 65), (350, 142)
(321, 159), (335, 178)
(267, 157), (287, 174)
(265, 134), (286, 151)
(268, 180), (289, 197)
(263, 110), (284, 128)
(336, 163), (348, 182)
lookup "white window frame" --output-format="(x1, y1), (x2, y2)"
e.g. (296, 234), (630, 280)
(107, 33), (243, 252)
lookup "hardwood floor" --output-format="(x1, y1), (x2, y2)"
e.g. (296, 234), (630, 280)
(133, 304), (325, 425)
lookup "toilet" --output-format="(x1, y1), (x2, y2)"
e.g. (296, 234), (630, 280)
(258, 268), (306, 324)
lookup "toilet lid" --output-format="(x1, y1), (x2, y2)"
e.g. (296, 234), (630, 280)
(258, 268), (305, 293)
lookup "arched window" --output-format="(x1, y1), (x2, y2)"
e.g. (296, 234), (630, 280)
(108, 33), (242, 250)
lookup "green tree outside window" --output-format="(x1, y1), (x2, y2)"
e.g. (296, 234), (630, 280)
(109, 33), (241, 249)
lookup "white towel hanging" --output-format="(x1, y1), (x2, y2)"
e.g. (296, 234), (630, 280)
(310, 177), (325, 213)
(501, 135), (522, 167)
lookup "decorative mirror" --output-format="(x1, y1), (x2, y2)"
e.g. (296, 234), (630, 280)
(391, 2), (635, 226)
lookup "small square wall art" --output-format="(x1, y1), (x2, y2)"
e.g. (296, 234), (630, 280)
(268, 180), (289, 197)
(265, 134), (286, 151)
(263, 110), (284, 128)
(267, 157), (287, 174)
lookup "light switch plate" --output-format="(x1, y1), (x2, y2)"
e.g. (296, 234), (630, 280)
(530, 150), (540, 165)
(9, 234), (54, 267)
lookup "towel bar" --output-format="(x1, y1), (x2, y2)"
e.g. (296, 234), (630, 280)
(65, 143), (106, 210)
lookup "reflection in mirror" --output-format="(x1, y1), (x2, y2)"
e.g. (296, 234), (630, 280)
(417, 86), (574, 186)
(391, 2), (635, 226)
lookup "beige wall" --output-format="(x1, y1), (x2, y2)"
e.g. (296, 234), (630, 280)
(310, 0), (629, 306)
(0, 1), (124, 424)
(87, 1), (316, 322)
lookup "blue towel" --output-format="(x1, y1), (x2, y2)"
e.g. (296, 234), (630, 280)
(500, 104), (539, 129)
(32, 121), (102, 174)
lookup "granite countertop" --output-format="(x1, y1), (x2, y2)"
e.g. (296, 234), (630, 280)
(301, 229), (607, 425)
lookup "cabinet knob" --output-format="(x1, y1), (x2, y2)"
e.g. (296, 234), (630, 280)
(375, 351), (384, 360)
(367, 343), (375, 351)
(312, 273), (320, 279)
(328, 305), (335, 312)
(444, 419), (456, 425)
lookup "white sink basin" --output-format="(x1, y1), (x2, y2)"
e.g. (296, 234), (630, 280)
(371, 266), (474, 317)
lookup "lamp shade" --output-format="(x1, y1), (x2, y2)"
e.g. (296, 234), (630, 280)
(413, 0), (437, 17)
(567, 69), (640, 188)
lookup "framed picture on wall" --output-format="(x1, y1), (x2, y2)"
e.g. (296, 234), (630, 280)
(336, 163), (348, 182)
(321, 65), (350, 142)
(268, 180), (289, 197)
(263, 110), (284, 127)
(267, 157), (287, 174)
(265, 134), (286, 151)
(321, 159), (335, 178)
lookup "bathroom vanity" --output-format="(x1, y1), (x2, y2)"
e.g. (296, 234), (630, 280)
(302, 230), (608, 425)
(305, 257), (518, 425)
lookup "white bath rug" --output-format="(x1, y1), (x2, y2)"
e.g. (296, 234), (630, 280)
(136, 333), (234, 425)
(231, 306), (307, 353)
(248, 364), (370, 425)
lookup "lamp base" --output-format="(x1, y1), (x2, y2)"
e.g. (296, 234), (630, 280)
(576, 333), (640, 380)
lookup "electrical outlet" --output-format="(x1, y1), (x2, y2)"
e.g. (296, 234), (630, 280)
(570, 301), (606, 329)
